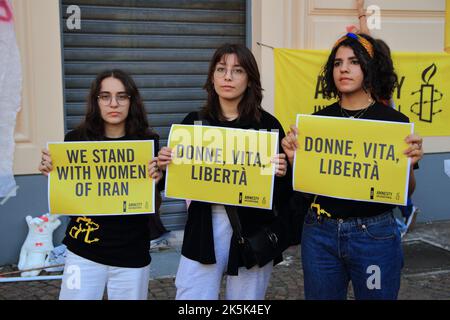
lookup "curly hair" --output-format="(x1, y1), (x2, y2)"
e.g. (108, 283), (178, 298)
(320, 33), (398, 102)
(77, 69), (158, 140)
(200, 43), (264, 123)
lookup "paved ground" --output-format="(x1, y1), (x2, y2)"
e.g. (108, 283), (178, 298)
(1, 220), (450, 300)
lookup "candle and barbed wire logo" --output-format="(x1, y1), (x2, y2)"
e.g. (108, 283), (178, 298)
(410, 63), (444, 123)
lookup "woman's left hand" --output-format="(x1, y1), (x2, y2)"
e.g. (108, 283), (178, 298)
(148, 158), (163, 183)
(272, 153), (287, 177)
(404, 134), (424, 167)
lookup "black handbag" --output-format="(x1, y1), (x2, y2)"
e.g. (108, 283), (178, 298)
(224, 206), (283, 269)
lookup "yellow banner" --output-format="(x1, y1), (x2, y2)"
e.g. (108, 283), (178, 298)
(165, 124), (278, 209)
(48, 141), (155, 215)
(274, 48), (450, 137)
(293, 115), (413, 206)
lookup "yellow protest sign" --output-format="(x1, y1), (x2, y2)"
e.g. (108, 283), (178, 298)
(293, 115), (413, 205)
(165, 124), (278, 209)
(274, 48), (450, 137)
(48, 141), (154, 215)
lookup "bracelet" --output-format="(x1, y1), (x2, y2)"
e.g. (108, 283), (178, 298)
(358, 14), (366, 19)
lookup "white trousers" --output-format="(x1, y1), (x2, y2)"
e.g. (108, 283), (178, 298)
(59, 250), (150, 300)
(175, 205), (273, 300)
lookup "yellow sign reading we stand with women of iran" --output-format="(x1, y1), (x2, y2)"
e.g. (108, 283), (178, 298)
(165, 124), (278, 209)
(48, 141), (155, 215)
(293, 115), (413, 206)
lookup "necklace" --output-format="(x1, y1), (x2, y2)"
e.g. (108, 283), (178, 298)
(340, 100), (375, 119)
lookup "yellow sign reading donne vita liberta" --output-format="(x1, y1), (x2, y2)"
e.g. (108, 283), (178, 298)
(165, 124), (278, 209)
(48, 141), (155, 215)
(293, 115), (413, 206)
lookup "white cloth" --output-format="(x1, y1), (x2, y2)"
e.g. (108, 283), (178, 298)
(0, 0), (21, 198)
(175, 205), (273, 300)
(59, 250), (150, 300)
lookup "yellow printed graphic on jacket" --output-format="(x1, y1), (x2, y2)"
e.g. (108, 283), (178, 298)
(293, 115), (413, 206)
(69, 217), (100, 244)
(274, 48), (450, 137)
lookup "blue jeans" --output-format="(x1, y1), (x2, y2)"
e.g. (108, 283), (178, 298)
(301, 209), (403, 300)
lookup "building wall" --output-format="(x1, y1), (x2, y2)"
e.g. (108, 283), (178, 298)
(1, 0), (449, 265)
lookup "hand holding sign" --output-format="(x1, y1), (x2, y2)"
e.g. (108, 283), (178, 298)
(47, 141), (156, 215)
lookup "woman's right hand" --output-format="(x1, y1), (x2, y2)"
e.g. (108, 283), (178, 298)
(281, 125), (299, 167)
(39, 148), (53, 176)
(157, 147), (173, 171)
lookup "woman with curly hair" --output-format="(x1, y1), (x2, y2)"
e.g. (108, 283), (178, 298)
(281, 33), (423, 299)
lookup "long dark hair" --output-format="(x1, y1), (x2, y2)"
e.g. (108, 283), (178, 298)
(200, 43), (264, 123)
(77, 69), (157, 140)
(321, 33), (398, 102)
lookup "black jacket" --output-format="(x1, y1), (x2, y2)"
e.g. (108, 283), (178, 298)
(179, 111), (293, 275)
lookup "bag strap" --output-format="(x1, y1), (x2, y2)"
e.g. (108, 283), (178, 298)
(224, 206), (245, 244)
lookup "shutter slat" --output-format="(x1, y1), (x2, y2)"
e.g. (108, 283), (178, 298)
(66, 101), (203, 115)
(65, 75), (207, 88)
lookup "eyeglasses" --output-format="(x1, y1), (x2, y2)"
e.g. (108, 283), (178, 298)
(97, 93), (130, 106)
(213, 67), (246, 80)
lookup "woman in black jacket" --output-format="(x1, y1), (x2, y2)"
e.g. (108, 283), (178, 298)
(158, 43), (293, 300)
(39, 69), (163, 299)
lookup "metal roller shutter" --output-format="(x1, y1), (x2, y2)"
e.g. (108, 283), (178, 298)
(60, 0), (247, 230)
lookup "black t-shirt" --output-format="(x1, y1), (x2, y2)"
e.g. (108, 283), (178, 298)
(62, 129), (159, 268)
(311, 101), (413, 218)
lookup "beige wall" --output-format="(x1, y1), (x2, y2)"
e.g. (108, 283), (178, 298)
(252, 0), (448, 153)
(12, 0), (65, 175)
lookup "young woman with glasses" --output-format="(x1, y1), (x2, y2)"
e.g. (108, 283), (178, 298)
(157, 43), (293, 300)
(38, 69), (162, 300)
